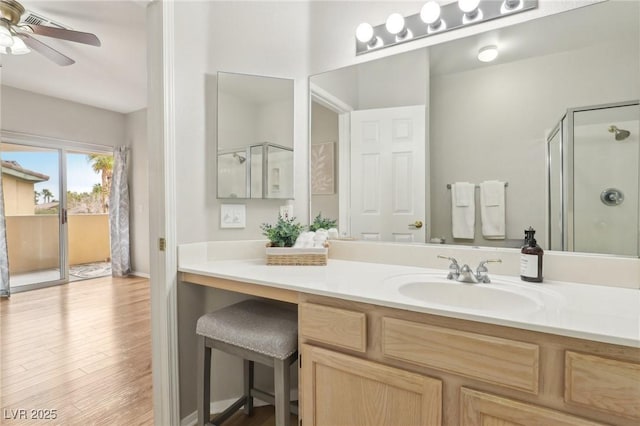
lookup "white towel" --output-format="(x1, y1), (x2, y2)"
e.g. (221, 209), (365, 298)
(451, 182), (475, 239)
(480, 180), (505, 239)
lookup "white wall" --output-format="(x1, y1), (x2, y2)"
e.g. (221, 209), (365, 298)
(125, 108), (150, 275)
(430, 39), (640, 248)
(173, 1), (310, 417)
(1, 86), (125, 146)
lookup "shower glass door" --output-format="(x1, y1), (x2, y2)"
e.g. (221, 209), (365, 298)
(572, 103), (639, 256)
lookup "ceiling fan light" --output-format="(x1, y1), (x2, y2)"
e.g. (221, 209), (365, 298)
(0, 22), (14, 48)
(9, 36), (29, 54)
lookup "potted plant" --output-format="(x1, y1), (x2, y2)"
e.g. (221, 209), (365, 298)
(260, 214), (304, 248)
(261, 214), (328, 265)
(308, 213), (337, 232)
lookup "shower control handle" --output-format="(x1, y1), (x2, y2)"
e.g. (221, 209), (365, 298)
(600, 188), (624, 206)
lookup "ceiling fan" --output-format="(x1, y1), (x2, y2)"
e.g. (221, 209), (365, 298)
(0, 0), (100, 66)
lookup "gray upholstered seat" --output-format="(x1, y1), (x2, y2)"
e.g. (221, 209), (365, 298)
(196, 299), (297, 360)
(196, 299), (298, 426)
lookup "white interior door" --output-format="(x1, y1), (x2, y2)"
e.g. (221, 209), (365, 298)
(350, 105), (426, 242)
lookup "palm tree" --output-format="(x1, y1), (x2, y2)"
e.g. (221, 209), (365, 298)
(41, 188), (53, 203)
(34, 190), (40, 204)
(87, 154), (114, 213)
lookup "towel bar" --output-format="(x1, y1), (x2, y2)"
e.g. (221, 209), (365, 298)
(446, 183), (508, 189)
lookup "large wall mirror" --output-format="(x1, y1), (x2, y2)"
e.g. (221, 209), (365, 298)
(309, 0), (639, 257)
(217, 72), (294, 199)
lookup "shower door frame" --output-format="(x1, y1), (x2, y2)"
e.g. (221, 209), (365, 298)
(546, 99), (640, 254)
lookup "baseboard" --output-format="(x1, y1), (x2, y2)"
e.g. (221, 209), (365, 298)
(130, 271), (150, 278)
(180, 390), (298, 426)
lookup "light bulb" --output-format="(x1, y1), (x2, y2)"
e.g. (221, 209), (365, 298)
(385, 13), (406, 35)
(355, 22), (374, 43)
(420, 1), (441, 25)
(0, 23), (14, 48)
(458, 0), (481, 13)
(9, 36), (29, 55)
(477, 45), (498, 62)
(501, 0), (522, 13)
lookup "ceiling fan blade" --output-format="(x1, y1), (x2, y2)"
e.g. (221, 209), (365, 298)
(16, 33), (75, 66)
(26, 24), (101, 47)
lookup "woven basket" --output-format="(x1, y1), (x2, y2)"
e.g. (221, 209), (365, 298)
(265, 244), (328, 266)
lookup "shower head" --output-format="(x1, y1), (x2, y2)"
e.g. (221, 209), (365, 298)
(608, 125), (631, 141)
(232, 153), (246, 164)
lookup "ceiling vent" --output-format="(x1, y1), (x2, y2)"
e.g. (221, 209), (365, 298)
(21, 10), (70, 29)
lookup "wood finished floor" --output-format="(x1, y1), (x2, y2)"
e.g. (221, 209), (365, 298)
(0, 276), (153, 425)
(216, 405), (297, 426)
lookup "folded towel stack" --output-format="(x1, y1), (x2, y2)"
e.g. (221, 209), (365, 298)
(480, 180), (506, 239)
(451, 182), (475, 239)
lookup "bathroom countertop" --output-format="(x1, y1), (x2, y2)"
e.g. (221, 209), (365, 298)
(179, 258), (640, 348)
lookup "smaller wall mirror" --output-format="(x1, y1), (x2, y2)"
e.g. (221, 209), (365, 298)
(217, 72), (294, 199)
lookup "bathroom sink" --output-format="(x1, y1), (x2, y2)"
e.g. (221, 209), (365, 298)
(386, 274), (555, 314)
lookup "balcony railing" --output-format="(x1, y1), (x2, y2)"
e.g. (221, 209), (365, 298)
(6, 214), (110, 274)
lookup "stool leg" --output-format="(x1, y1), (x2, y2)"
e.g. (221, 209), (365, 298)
(197, 336), (211, 426)
(243, 360), (254, 415)
(274, 358), (290, 426)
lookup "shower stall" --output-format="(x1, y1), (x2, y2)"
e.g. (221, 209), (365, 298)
(546, 100), (639, 257)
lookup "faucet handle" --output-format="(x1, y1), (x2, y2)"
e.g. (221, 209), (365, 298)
(476, 259), (502, 283)
(438, 255), (460, 280)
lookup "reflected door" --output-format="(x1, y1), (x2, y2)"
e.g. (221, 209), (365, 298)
(350, 105), (426, 242)
(572, 104), (639, 256)
(1, 143), (64, 289)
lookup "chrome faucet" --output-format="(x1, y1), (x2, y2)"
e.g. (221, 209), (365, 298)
(475, 259), (502, 283)
(438, 256), (502, 284)
(437, 255), (460, 280)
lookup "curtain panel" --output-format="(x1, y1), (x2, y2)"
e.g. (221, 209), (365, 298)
(109, 146), (131, 277)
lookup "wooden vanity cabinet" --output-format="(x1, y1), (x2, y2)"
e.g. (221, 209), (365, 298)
(298, 295), (640, 426)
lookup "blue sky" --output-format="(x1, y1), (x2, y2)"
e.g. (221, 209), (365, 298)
(1, 151), (103, 202)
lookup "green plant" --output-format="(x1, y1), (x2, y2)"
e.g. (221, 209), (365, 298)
(308, 213), (337, 232)
(261, 215), (304, 247)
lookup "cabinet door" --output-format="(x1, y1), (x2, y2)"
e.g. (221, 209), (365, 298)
(461, 388), (605, 426)
(301, 344), (441, 426)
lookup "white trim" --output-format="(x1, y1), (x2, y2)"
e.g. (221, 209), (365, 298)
(0, 130), (113, 154)
(149, 1), (180, 425)
(309, 83), (353, 235)
(337, 113), (351, 238)
(309, 82), (354, 113)
(131, 271), (151, 279)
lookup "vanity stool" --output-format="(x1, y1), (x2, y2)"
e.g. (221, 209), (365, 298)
(196, 299), (298, 426)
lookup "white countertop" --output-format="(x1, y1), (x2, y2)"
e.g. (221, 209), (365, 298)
(179, 257), (640, 348)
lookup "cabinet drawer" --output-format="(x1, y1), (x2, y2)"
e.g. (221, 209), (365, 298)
(382, 317), (539, 393)
(565, 351), (640, 420)
(299, 303), (366, 352)
(302, 344), (442, 426)
(461, 388), (604, 426)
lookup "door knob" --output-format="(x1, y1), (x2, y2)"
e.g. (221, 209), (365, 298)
(409, 220), (423, 229)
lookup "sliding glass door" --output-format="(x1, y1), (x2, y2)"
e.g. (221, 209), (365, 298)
(1, 140), (113, 292)
(1, 142), (65, 290)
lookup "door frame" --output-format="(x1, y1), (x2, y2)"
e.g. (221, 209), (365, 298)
(309, 83), (353, 237)
(1, 130), (112, 293)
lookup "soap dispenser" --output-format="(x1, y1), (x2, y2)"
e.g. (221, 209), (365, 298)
(520, 227), (543, 283)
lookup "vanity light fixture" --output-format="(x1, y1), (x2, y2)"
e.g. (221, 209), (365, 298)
(355, 0), (537, 55)
(356, 22), (379, 48)
(477, 45), (498, 62)
(459, 0), (483, 24)
(420, 1), (446, 33)
(385, 13), (411, 40)
(501, 0), (523, 14)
